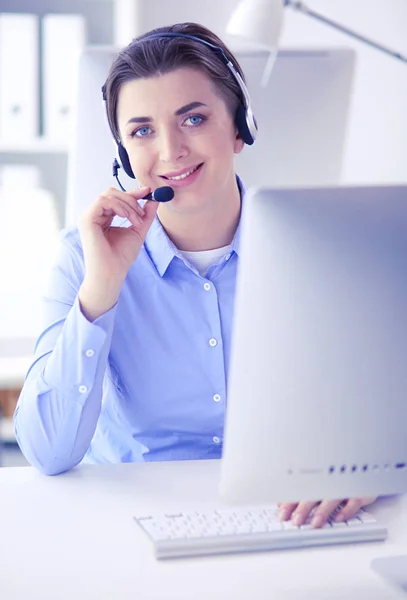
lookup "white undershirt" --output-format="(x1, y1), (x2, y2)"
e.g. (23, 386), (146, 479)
(180, 244), (233, 276)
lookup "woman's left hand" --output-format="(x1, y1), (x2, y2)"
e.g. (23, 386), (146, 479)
(278, 497), (377, 528)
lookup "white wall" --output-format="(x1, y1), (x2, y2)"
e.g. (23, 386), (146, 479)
(279, 0), (407, 184)
(115, 0), (407, 185)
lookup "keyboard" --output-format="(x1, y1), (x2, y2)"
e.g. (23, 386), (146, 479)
(133, 504), (387, 559)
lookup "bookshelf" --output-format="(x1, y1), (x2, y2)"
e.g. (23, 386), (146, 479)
(0, 1), (124, 447)
(0, 0), (115, 228)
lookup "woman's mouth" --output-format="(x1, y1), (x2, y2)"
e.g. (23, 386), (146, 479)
(161, 163), (203, 181)
(159, 163), (204, 188)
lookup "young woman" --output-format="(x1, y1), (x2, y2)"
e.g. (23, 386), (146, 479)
(14, 22), (375, 527)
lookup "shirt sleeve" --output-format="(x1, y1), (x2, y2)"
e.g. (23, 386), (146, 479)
(13, 228), (117, 475)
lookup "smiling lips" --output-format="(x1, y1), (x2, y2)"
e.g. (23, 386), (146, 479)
(160, 163), (203, 181)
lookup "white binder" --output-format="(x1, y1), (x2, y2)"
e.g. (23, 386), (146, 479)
(0, 13), (39, 140)
(42, 14), (86, 142)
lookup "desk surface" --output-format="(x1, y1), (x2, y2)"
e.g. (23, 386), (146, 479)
(1, 460), (406, 600)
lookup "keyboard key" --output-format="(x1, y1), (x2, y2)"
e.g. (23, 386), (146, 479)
(282, 521), (299, 530)
(346, 517), (363, 526)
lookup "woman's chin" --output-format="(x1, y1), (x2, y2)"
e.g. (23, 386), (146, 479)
(158, 191), (209, 215)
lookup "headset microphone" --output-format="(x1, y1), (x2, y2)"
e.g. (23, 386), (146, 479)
(144, 186), (174, 202)
(112, 158), (174, 202)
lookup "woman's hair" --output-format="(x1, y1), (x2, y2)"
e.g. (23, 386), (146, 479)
(103, 22), (247, 142)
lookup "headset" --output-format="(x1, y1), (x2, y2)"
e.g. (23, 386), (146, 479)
(102, 32), (258, 193)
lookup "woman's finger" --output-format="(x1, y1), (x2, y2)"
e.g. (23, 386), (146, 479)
(100, 186), (150, 218)
(278, 503), (298, 522)
(104, 185), (150, 204)
(96, 196), (144, 227)
(310, 498), (345, 528)
(290, 501), (320, 526)
(333, 497), (377, 523)
(115, 188), (149, 217)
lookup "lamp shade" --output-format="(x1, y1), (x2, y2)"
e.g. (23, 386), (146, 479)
(226, 0), (285, 51)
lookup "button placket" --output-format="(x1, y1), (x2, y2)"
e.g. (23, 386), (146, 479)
(203, 276), (224, 447)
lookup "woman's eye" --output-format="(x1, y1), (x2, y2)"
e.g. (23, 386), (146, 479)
(133, 126), (152, 138)
(184, 115), (205, 127)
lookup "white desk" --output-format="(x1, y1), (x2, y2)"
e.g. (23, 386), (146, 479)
(1, 460), (406, 600)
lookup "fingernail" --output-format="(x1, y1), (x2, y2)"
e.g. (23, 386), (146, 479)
(335, 513), (346, 523)
(311, 515), (324, 528)
(292, 513), (303, 526)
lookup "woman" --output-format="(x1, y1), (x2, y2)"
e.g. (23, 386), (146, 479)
(14, 22), (375, 526)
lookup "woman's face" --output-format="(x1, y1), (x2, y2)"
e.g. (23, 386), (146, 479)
(116, 67), (244, 212)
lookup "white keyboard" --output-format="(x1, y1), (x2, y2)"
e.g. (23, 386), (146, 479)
(133, 505), (387, 559)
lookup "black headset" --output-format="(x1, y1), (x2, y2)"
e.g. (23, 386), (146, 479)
(102, 32), (258, 186)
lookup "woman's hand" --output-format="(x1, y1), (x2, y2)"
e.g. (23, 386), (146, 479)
(278, 497), (377, 528)
(78, 186), (158, 321)
(78, 186), (158, 283)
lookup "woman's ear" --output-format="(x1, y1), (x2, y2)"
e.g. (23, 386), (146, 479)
(234, 132), (245, 155)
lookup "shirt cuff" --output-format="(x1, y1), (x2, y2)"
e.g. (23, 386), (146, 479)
(42, 295), (117, 398)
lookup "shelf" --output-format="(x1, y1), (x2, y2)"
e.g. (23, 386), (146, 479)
(0, 139), (68, 154)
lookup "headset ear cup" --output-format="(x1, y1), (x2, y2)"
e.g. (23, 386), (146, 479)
(235, 104), (255, 146)
(118, 142), (135, 178)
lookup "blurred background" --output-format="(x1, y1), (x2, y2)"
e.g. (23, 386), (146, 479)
(0, 0), (406, 467)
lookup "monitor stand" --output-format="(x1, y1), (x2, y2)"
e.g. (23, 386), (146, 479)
(371, 556), (407, 595)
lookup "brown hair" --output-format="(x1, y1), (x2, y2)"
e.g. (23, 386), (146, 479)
(103, 22), (247, 142)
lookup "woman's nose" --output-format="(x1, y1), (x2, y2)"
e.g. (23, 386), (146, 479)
(158, 128), (188, 163)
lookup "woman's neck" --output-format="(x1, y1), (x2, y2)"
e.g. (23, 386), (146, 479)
(157, 177), (241, 252)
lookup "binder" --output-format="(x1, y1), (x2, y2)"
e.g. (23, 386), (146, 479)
(0, 13), (39, 140)
(42, 14), (86, 142)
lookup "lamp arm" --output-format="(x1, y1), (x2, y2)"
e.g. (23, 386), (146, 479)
(284, 1), (407, 63)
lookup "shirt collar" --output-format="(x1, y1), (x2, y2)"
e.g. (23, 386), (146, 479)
(144, 216), (180, 277)
(144, 175), (246, 277)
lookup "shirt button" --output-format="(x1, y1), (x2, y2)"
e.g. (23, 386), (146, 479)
(79, 385), (88, 394)
(225, 254), (231, 261)
(209, 338), (217, 347)
(213, 436), (221, 444)
(213, 394), (221, 403)
(85, 349), (95, 357)
(203, 282), (211, 291)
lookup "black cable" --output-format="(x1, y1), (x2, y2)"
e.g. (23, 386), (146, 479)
(112, 158), (126, 191)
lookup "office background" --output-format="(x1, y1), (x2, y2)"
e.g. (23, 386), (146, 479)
(0, 0), (406, 466)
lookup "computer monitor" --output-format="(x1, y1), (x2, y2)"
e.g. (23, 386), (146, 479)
(219, 184), (407, 506)
(66, 45), (355, 227)
(235, 46), (355, 190)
